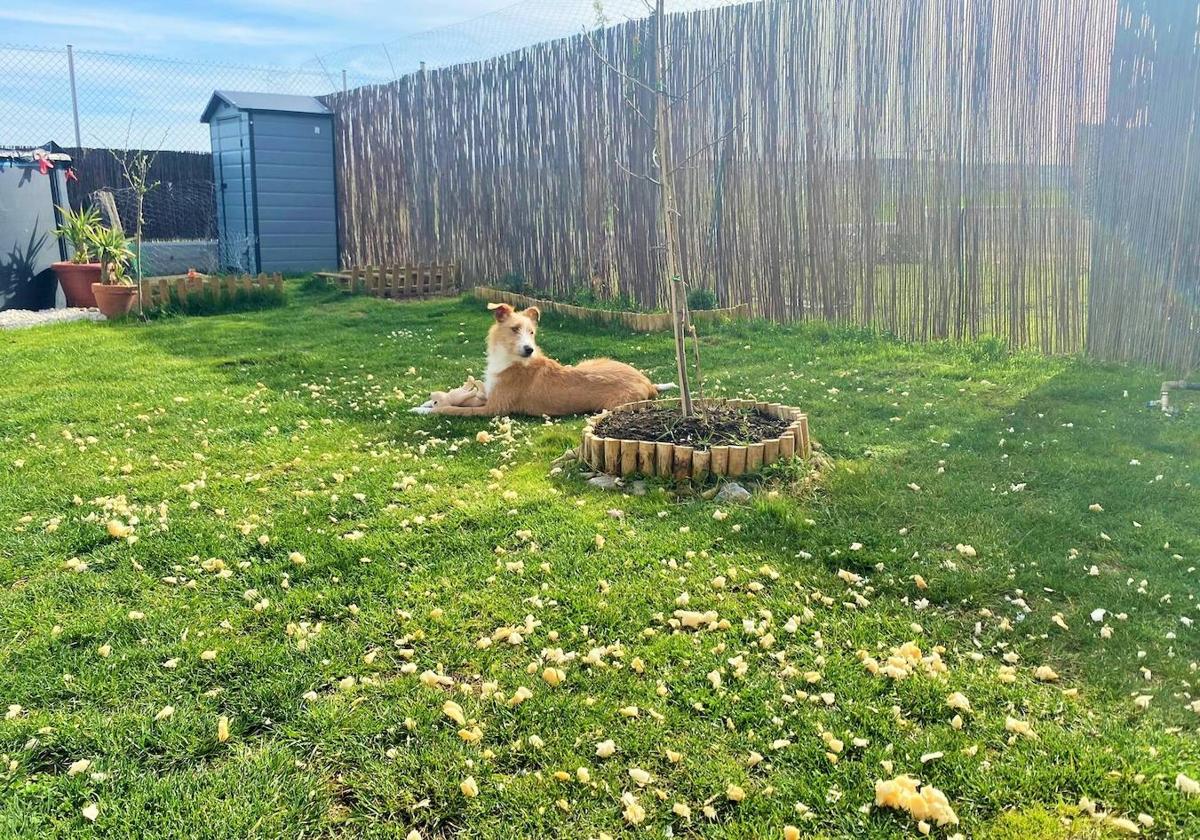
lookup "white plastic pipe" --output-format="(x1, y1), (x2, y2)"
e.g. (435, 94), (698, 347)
(1160, 380), (1199, 413)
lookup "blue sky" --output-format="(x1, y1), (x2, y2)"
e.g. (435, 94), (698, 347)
(0, 0), (534, 149)
(0, 0), (521, 65)
(0, 0), (679, 149)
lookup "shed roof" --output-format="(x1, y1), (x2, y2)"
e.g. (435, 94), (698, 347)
(201, 90), (331, 123)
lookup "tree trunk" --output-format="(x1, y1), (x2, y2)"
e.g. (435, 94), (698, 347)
(136, 193), (144, 317)
(654, 0), (693, 416)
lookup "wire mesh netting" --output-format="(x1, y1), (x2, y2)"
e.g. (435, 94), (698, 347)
(305, 0), (743, 82)
(0, 43), (379, 152)
(0, 43), (379, 246)
(0, 44), (74, 149)
(0, 2), (717, 245)
(1, 1), (735, 153)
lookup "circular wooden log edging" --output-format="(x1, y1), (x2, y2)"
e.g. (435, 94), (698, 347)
(580, 399), (811, 478)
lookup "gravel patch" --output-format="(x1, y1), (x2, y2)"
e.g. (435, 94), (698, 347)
(0, 308), (106, 330)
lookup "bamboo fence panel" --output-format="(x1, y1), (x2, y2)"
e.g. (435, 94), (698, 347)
(1084, 0), (1200, 371)
(323, 0), (1199, 372)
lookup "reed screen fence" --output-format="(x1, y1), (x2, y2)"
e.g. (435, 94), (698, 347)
(324, 0), (1199, 371)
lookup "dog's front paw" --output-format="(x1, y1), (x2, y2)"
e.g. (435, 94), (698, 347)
(409, 405), (434, 415)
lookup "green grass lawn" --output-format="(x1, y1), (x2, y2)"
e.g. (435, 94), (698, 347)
(1, 279), (1198, 839)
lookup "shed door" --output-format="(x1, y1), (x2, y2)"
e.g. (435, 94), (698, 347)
(211, 115), (255, 273)
(250, 113), (338, 273)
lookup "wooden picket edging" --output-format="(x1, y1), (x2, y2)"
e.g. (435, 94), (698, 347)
(320, 263), (462, 299)
(582, 399), (811, 479)
(137, 273), (283, 309)
(473, 287), (749, 333)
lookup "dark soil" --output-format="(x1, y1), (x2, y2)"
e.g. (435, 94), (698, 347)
(592, 405), (790, 449)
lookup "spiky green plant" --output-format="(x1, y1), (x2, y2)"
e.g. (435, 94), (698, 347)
(52, 205), (102, 264)
(87, 224), (134, 285)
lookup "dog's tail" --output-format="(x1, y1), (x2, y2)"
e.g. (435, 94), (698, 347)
(655, 383), (678, 393)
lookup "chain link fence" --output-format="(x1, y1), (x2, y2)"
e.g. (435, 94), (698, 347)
(0, 44), (378, 251)
(1, 43), (375, 151)
(0, 1), (732, 250)
(5, 2), (730, 153)
(307, 0), (743, 82)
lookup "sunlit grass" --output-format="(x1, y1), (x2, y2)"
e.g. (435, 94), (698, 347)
(0, 279), (1197, 838)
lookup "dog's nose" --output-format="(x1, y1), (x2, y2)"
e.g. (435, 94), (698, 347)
(520, 345), (534, 357)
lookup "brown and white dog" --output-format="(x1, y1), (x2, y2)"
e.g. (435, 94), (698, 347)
(411, 304), (673, 417)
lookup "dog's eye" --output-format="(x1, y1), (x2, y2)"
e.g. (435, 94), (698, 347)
(511, 327), (519, 333)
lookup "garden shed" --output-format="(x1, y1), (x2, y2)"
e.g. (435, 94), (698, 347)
(201, 90), (338, 275)
(0, 144), (71, 312)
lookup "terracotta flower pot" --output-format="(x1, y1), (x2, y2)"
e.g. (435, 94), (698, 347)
(91, 283), (138, 320)
(52, 262), (102, 308)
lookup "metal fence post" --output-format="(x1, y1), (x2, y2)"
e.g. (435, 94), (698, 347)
(67, 44), (82, 149)
(342, 68), (347, 93)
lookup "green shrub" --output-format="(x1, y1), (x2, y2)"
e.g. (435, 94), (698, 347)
(497, 272), (531, 294)
(965, 335), (1010, 364)
(156, 283), (285, 318)
(687, 287), (717, 310)
(559, 286), (650, 313)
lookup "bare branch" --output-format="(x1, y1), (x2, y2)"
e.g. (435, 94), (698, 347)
(382, 43), (398, 79)
(671, 51), (737, 104)
(313, 54), (339, 92)
(622, 91), (655, 129)
(616, 158), (661, 186)
(669, 113), (745, 174)
(583, 29), (661, 99)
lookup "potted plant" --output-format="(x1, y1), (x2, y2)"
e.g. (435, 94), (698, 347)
(88, 225), (138, 319)
(51, 206), (103, 307)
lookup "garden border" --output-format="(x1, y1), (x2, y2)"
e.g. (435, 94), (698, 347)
(472, 287), (748, 332)
(319, 264), (462, 299)
(581, 398), (810, 479)
(138, 272), (282, 308)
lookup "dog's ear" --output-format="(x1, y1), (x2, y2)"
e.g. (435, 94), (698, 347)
(524, 306), (540, 324)
(489, 303), (513, 322)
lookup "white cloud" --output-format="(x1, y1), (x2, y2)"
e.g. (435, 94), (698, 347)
(0, 6), (329, 49)
(231, 0), (517, 30)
